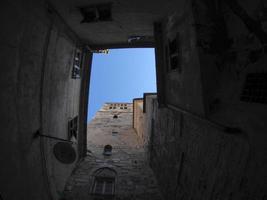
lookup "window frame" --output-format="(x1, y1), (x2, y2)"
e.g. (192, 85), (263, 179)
(92, 177), (115, 196)
(72, 49), (82, 79)
(68, 116), (78, 140)
(166, 32), (182, 73)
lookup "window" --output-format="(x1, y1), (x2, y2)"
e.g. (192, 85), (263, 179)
(80, 3), (112, 23)
(93, 177), (115, 195)
(167, 33), (181, 72)
(112, 131), (118, 136)
(124, 107), (127, 109)
(92, 168), (116, 197)
(103, 145), (112, 156)
(68, 116), (78, 139)
(113, 115), (118, 119)
(72, 49), (82, 79)
(120, 107), (123, 109)
(109, 107), (112, 109)
(113, 107), (116, 109)
(240, 73), (267, 104)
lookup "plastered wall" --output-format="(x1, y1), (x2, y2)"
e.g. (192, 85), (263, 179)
(0, 1), (83, 199)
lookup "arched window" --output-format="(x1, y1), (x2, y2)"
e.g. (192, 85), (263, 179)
(92, 168), (116, 196)
(113, 115), (118, 119)
(103, 145), (112, 156)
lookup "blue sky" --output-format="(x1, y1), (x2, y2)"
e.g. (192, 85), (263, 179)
(87, 48), (156, 122)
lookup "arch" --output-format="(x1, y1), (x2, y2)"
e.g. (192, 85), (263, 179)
(93, 167), (117, 178)
(92, 167), (117, 196)
(113, 115), (118, 119)
(103, 145), (112, 156)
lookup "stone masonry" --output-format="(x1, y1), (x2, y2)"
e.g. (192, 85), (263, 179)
(63, 103), (163, 200)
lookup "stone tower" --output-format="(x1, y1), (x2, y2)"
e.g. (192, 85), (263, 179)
(64, 102), (162, 200)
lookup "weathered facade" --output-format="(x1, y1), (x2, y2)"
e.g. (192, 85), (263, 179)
(63, 103), (162, 200)
(1, 0), (267, 199)
(151, 0), (267, 199)
(0, 2), (90, 199)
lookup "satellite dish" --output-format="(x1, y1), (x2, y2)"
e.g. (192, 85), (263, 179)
(53, 142), (76, 164)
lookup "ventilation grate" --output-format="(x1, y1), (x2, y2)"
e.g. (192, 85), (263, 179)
(80, 3), (112, 23)
(240, 73), (267, 104)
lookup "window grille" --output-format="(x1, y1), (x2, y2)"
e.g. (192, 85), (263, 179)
(240, 73), (267, 104)
(68, 116), (78, 139)
(80, 3), (112, 23)
(72, 49), (82, 79)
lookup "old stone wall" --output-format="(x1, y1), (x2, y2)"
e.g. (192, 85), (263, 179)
(145, 95), (266, 200)
(64, 103), (163, 200)
(152, 0), (267, 198)
(0, 1), (84, 199)
(157, 0), (205, 115)
(193, 0), (267, 116)
(133, 99), (145, 145)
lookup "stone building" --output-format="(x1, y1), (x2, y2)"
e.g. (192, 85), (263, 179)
(1, 0), (267, 199)
(63, 103), (162, 200)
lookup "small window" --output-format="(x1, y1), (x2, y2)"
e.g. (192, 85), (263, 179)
(167, 33), (181, 72)
(124, 107), (127, 109)
(68, 116), (78, 139)
(72, 49), (82, 79)
(80, 3), (112, 23)
(113, 115), (118, 119)
(120, 107), (123, 109)
(93, 177), (115, 195)
(103, 145), (112, 156)
(112, 131), (118, 136)
(92, 168), (116, 197)
(109, 107), (112, 109)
